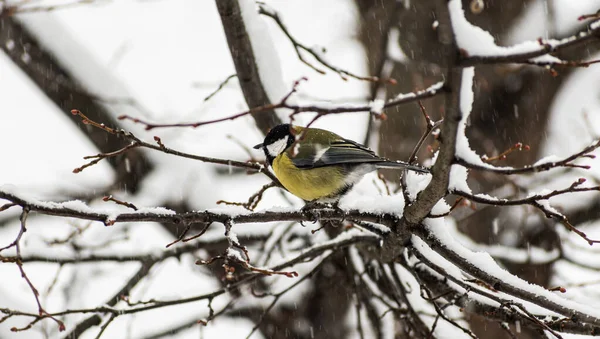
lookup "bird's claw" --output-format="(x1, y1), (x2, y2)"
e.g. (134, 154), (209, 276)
(301, 201), (345, 225)
(301, 202), (322, 223)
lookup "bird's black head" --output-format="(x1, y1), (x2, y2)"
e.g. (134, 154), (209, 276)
(253, 124), (296, 164)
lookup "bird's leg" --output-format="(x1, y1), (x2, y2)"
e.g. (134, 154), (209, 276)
(300, 200), (346, 230)
(301, 200), (333, 225)
(329, 200), (344, 214)
(327, 201), (346, 228)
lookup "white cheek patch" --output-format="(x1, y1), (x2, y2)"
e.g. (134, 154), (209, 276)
(266, 136), (289, 157)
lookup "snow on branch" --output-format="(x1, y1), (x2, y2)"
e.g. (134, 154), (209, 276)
(444, 221), (560, 265)
(453, 67), (478, 167)
(411, 221), (600, 327)
(0, 186), (380, 333)
(0, 186), (401, 228)
(406, 243), (600, 336)
(456, 139), (600, 174)
(449, 0), (600, 67)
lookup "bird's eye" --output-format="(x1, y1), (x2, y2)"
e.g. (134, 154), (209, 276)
(470, 0), (484, 14)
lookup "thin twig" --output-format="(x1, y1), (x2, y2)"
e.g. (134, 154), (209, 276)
(118, 81), (445, 131)
(70, 109), (280, 184)
(217, 182), (277, 211)
(258, 5), (383, 82)
(102, 195), (138, 211)
(203, 74), (237, 102)
(9, 209), (65, 332)
(94, 314), (116, 339)
(453, 179), (600, 244)
(245, 255), (330, 338)
(481, 143), (530, 163)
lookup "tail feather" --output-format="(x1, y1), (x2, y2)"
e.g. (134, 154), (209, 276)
(374, 161), (430, 173)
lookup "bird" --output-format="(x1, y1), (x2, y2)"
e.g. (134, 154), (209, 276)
(253, 124), (429, 202)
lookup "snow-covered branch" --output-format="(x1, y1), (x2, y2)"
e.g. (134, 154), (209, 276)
(448, 0), (600, 68)
(0, 187), (400, 227)
(456, 140), (600, 175)
(410, 224), (600, 328)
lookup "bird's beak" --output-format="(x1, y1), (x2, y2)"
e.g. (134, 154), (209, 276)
(253, 143), (263, 150)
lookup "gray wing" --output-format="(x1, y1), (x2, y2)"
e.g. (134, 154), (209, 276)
(291, 139), (384, 169)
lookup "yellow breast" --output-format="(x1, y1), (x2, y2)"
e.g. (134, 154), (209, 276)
(272, 154), (347, 201)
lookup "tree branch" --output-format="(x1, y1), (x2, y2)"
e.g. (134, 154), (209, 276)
(459, 20), (600, 67)
(456, 140), (600, 174)
(215, 0), (282, 134)
(64, 260), (156, 338)
(403, 0), (460, 224)
(258, 4), (381, 82)
(410, 227), (600, 327)
(407, 253), (600, 336)
(69, 109), (281, 185)
(118, 80), (445, 130)
(0, 187), (399, 227)
(0, 15), (152, 192)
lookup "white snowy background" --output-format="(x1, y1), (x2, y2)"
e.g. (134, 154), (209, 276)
(1, 0), (600, 338)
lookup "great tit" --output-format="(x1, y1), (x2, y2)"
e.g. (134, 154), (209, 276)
(254, 124), (429, 202)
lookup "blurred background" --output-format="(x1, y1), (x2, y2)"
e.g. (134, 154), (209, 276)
(2, 0), (600, 338)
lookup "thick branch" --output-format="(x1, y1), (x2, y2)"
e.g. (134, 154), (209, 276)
(410, 227), (600, 327)
(215, 0), (281, 134)
(410, 254), (600, 336)
(403, 0), (460, 224)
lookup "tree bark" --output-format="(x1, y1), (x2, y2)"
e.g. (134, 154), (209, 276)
(355, 0), (581, 337)
(215, 0), (282, 135)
